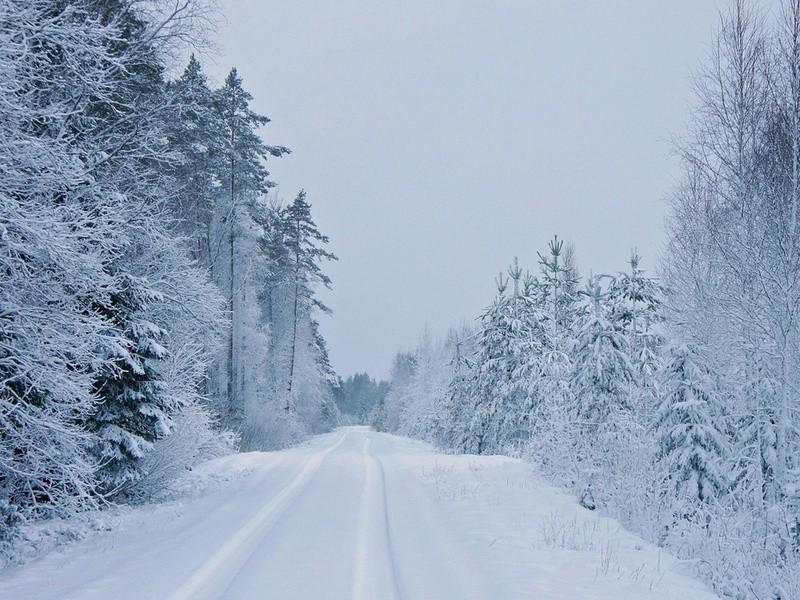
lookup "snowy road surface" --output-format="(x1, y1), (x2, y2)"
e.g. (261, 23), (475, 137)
(0, 427), (718, 599)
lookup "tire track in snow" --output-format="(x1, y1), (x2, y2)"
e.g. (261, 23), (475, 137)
(352, 435), (402, 600)
(381, 451), (488, 600)
(167, 453), (290, 542)
(52, 454), (293, 600)
(167, 430), (350, 600)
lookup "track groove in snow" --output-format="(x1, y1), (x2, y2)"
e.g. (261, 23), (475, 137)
(44, 453), (290, 600)
(352, 437), (401, 600)
(166, 430), (349, 600)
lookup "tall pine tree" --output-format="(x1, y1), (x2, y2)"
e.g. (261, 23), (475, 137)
(213, 68), (288, 424)
(279, 191), (337, 410)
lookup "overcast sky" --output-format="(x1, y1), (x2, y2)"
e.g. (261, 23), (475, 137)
(208, 1), (723, 379)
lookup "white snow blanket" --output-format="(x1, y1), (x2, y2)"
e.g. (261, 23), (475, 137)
(0, 426), (718, 599)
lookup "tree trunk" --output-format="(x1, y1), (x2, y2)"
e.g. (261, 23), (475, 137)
(227, 125), (236, 422)
(286, 215), (301, 411)
(286, 281), (298, 406)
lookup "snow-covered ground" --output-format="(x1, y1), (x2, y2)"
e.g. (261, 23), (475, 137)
(0, 426), (718, 599)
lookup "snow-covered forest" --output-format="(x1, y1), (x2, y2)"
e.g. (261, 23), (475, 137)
(1, 0), (339, 549)
(2, 0), (799, 598)
(333, 373), (389, 424)
(377, 3), (800, 598)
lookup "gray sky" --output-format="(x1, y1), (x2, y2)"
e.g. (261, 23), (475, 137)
(209, 1), (722, 380)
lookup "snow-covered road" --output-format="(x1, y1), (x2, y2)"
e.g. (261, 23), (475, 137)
(0, 427), (718, 599)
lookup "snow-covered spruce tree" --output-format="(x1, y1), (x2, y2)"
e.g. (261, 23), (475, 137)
(90, 276), (173, 495)
(655, 344), (727, 503)
(123, 228), (229, 501)
(164, 54), (224, 264)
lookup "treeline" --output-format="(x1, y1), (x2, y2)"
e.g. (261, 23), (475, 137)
(1, 0), (337, 546)
(333, 373), (389, 424)
(381, 2), (800, 597)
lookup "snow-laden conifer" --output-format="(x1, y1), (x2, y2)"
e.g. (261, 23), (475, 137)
(655, 344), (727, 502)
(571, 275), (635, 422)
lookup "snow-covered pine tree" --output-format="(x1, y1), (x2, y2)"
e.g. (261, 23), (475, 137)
(571, 275), (635, 423)
(212, 68), (289, 425)
(216, 67), (288, 204)
(276, 191), (337, 409)
(466, 260), (541, 454)
(607, 251), (664, 378)
(440, 333), (478, 451)
(244, 191), (337, 448)
(606, 251), (664, 424)
(655, 343), (727, 503)
(537, 236), (580, 347)
(520, 239), (579, 474)
(90, 275), (173, 496)
(464, 276), (510, 454)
